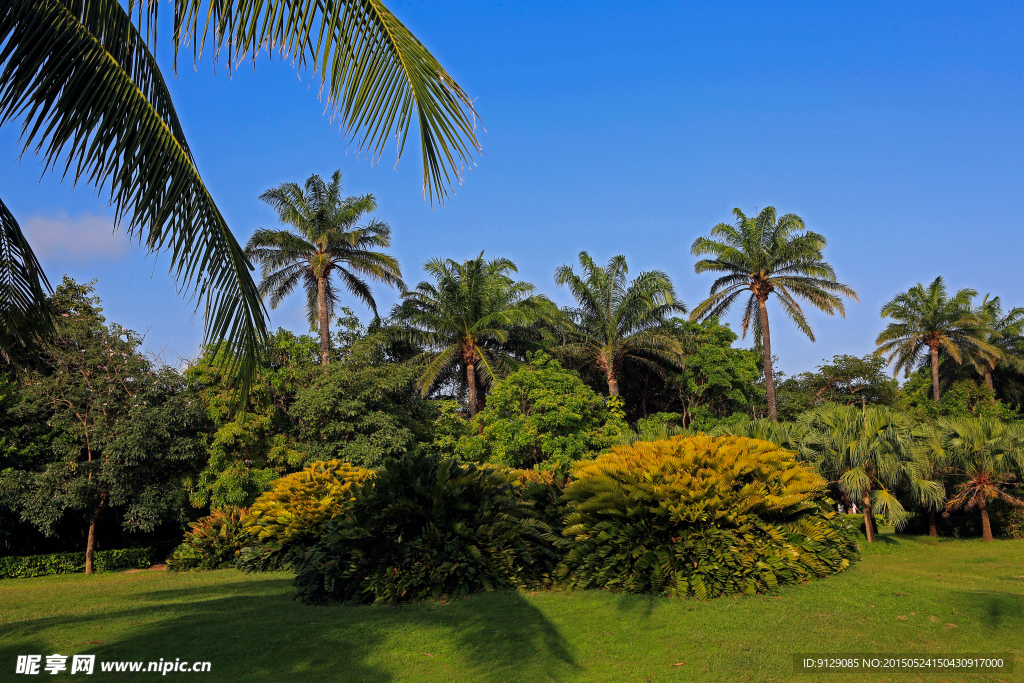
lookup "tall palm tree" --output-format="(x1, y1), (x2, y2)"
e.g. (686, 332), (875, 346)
(875, 277), (998, 404)
(971, 296), (1024, 392)
(799, 404), (944, 543)
(690, 207), (858, 420)
(392, 254), (555, 416)
(244, 171), (403, 367)
(0, 0), (479, 388)
(554, 252), (686, 397)
(939, 417), (1024, 541)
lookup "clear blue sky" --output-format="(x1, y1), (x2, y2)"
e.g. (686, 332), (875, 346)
(3, 0), (1022, 375)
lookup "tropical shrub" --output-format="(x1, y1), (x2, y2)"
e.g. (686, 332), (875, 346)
(559, 434), (858, 599)
(505, 467), (571, 536)
(167, 508), (249, 571)
(294, 454), (563, 605)
(239, 461), (373, 571)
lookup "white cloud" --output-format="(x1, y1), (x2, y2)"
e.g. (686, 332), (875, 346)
(22, 210), (130, 262)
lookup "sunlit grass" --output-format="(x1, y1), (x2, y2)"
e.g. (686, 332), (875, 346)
(1, 535), (1021, 682)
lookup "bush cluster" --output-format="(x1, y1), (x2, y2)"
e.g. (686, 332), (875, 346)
(239, 461), (372, 571)
(168, 508), (249, 571)
(294, 455), (563, 605)
(558, 434), (859, 599)
(0, 548), (151, 579)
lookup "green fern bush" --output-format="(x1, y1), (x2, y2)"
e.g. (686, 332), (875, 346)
(238, 461), (373, 571)
(559, 434), (858, 599)
(294, 455), (564, 605)
(168, 507), (249, 571)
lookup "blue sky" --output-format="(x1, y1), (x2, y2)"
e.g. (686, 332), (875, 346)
(3, 0), (1022, 375)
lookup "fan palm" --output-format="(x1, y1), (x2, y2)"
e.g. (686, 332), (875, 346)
(939, 417), (1024, 542)
(799, 404), (944, 542)
(392, 254), (556, 416)
(554, 252), (686, 397)
(244, 171), (403, 366)
(875, 277), (998, 404)
(690, 207), (858, 420)
(0, 0), (479, 388)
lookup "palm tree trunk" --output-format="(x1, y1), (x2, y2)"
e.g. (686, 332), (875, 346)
(318, 276), (330, 367)
(862, 494), (875, 543)
(85, 493), (107, 575)
(928, 511), (938, 538)
(607, 372), (620, 397)
(930, 344), (941, 403)
(466, 361), (479, 417)
(980, 499), (993, 542)
(758, 298), (777, 420)
(984, 369), (995, 393)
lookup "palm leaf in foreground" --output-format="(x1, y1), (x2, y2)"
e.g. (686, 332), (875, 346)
(0, 199), (52, 361)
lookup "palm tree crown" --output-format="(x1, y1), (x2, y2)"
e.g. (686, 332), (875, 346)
(875, 277), (998, 403)
(391, 254), (555, 416)
(690, 207), (858, 420)
(245, 171), (403, 366)
(554, 252), (686, 397)
(971, 295), (1024, 392)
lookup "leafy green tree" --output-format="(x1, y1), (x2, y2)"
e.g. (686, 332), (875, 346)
(775, 354), (900, 420)
(690, 207), (858, 420)
(1, 0), (480, 380)
(392, 254), (556, 416)
(454, 353), (626, 470)
(289, 345), (434, 468)
(876, 277), (997, 404)
(245, 171), (403, 367)
(184, 330), (315, 509)
(939, 417), (1024, 541)
(0, 279), (207, 572)
(555, 252), (686, 398)
(798, 404), (944, 542)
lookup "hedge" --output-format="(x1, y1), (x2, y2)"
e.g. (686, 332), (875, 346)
(0, 547), (152, 579)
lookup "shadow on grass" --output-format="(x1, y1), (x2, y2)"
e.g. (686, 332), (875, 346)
(2, 579), (578, 682)
(956, 591), (1024, 630)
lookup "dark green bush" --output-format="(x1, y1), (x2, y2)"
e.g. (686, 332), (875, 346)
(294, 455), (564, 605)
(167, 508), (248, 571)
(0, 547), (151, 579)
(559, 434), (859, 599)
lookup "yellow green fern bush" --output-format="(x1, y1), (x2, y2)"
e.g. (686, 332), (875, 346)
(559, 434), (858, 599)
(238, 460), (372, 571)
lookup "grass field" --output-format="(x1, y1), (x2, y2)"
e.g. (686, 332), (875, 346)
(2, 535), (1022, 682)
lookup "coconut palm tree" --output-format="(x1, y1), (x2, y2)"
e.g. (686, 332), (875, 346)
(0, 0), (479, 387)
(875, 277), (998, 404)
(244, 172), (403, 367)
(940, 417), (1024, 542)
(971, 296), (1024, 392)
(554, 252), (686, 397)
(799, 404), (944, 542)
(392, 254), (556, 416)
(690, 207), (858, 420)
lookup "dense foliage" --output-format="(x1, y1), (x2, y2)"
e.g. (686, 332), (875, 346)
(239, 461), (372, 571)
(0, 547), (151, 579)
(294, 454), (562, 605)
(168, 508), (250, 572)
(559, 434), (859, 599)
(454, 354), (626, 469)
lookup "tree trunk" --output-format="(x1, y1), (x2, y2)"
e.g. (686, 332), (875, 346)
(607, 372), (620, 397)
(85, 494), (107, 575)
(984, 369), (995, 393)
(930, 344), (941, 404)
(928, 511), (938, 538)
(980, 499), (993, 542)
(758, 297), (777, 420)
(318, 276), (330, 368)
(862, 494), (875, 543)
(466, 361), (479, 417)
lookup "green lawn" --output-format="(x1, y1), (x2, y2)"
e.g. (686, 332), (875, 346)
(2, 536), (1022, 682)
